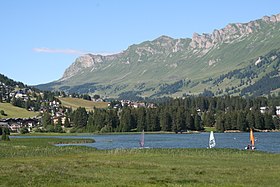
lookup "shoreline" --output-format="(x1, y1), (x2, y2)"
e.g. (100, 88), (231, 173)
(10, 129), (280, 136)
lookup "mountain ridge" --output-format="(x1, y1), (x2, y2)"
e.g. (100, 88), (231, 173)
(37, 13), (280, 98)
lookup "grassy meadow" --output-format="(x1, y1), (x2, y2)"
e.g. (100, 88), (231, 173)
(1, 137), (280, 187)
(0, 103), (38, 118)
(58, 97), (108, 111)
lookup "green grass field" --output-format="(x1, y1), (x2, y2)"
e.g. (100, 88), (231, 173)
(58, 97), (108, 111)
(0, 103), (38, 118)
(1, 137), (280, 187)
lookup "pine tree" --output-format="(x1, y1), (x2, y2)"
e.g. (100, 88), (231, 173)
(264, 113), (274, 130)
(194, 113), (202, 131)
(86, 113), (95, 132)
(149, 109), (160, 131)
(159, 109), (171, 131)
(273, 117), (280, 129)
(246, 111), (255, 129)
(42, 112), (52, 128)
(1, 128), (10, 141)
(215, 113), (225, 132)
(230, 111), (238, 130)
(64, 116), (70, 128)
(73, 107), (88, 128)
(175, 108), (185, 132)
(137, 108), (146, 131)
(254, 111), (264, 129)
(237, 111), (247, 131)
(185, 112), (194, 130)
(205, 111), (215, 127)
(119, 108), (132, 132)
(54, 117), (63, 133)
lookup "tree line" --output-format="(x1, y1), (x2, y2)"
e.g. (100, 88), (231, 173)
(65, 95), (280, 133)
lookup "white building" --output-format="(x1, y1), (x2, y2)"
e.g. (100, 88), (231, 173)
(276, 106), (280, 116)
(260, 107), (269, 114)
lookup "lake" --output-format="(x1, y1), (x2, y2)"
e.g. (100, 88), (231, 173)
(12, 132), (280, 153)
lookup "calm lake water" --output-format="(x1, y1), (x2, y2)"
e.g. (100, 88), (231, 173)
(12, 132), (280, 153)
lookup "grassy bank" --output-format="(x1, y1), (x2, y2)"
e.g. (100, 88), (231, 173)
(0, 103), (38, 118)
(1, 137), (280, 186)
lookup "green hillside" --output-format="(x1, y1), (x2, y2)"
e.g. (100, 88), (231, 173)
(37, 14), (280, 98)
(0, 103), (38, 118)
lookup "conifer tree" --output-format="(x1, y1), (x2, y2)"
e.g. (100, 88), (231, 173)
(237, 111), (247, 131)
(64, 116), (70, 128)
(254, 111), (264, 129)
(73, 107), (88, 128)
(246, 111), (255, 129)
(119, 108), (132, 132)
(159, 109), (171, 131)
(87, 113), (95, 132)
(264, 113), (274, 130)
(194, 113), (202, 131)
(42, 112), (52, 128)
(137, 108), (146, 131)
(216, 113), (225, 132)
(185, 112), (194, 130)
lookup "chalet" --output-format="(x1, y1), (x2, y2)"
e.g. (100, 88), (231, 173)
(93, 98), (104, 102)
(260, 107), (269, 114)
(53, 116), (67, 125)
(133, 102), (145, 108)
(0, 118), (40, 132)
(49, 100), (60, 107)
(10, 123), (21, 132)
(22, 118), (39, 131)
(276, 106), (280, 116)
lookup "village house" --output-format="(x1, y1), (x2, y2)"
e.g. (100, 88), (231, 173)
(276, 106), (280, 117)
(0, 118), (40, 133)
(53, 116), (67, 125)
(260, 106), (269, 114)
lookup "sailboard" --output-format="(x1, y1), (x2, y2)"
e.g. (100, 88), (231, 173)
(209, 131), (216, 148)
(245, 128), (256, 150)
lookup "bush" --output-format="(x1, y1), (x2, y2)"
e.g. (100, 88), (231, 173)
(33, 127), (46, 133)
(0, 110), (7, 116)
(1, 133), (10, 141)
(1, 128), (10, 141)
(20, 127), (29, 134)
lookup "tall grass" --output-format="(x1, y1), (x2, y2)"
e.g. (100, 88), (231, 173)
(1, 138), (280, 186)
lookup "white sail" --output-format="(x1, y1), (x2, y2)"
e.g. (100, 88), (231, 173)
(139, 130), (144, 148)
(209, 131), (216, 148)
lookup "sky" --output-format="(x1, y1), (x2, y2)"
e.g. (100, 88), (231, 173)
(0, 0), (279, 85)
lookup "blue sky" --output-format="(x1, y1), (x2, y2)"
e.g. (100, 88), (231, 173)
(0, 0), (279, 85)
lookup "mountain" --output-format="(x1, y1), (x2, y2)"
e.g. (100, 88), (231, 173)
(37, 14), (280, 98)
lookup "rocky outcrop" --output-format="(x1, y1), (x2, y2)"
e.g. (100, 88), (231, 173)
(189, 13), (280, 51)
(61, 53), (120, 80)
(61, 54), (98, 80)
(261, 14), (280, 23)
(190, 22), (258, 50)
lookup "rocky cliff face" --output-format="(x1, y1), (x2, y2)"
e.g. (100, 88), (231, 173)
(189, 14), (280, 52)
(61, 53), (120, 80)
